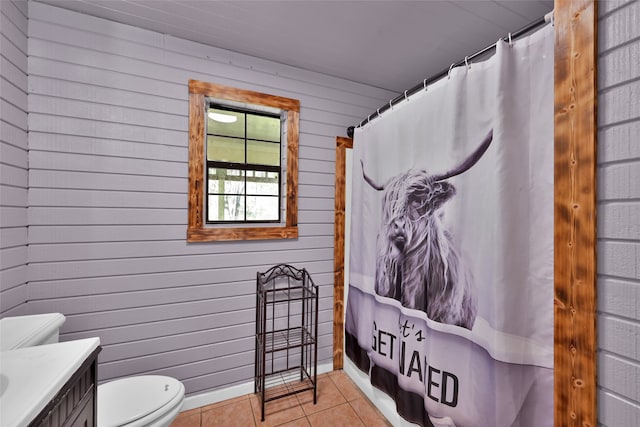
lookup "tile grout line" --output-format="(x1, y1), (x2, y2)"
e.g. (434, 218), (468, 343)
(346, 399), (366, 427)
(174, 371), (387, 427)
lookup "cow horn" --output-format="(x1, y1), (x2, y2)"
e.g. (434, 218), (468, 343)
(360, 160), (384, 191)
(432, 129), (493, 182)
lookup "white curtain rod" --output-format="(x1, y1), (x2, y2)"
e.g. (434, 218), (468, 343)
(346, 11), (554, 138)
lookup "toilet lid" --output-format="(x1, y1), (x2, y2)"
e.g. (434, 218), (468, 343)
(97, 375), (183, 427)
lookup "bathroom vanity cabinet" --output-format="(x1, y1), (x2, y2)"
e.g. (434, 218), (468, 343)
(0, 338), (101, 427)
(30, 345), (100, 427)
(254, 264), (318, 422)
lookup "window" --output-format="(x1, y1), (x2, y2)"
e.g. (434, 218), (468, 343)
(187, 80), (299, 241)
(206, 105), (281, 223)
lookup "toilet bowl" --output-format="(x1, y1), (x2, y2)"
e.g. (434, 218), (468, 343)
(1, 313), (186, 427)
(98, 375), (185, 427)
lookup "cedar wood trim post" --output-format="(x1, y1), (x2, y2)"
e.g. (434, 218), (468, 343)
(553, 0), (597, 425)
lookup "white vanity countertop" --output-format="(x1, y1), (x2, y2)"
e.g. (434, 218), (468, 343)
(0, 337), (101, 427)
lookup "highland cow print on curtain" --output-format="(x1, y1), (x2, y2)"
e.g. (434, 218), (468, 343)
(345, 24), (554, 427)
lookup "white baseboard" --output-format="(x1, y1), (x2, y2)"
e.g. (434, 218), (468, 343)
(182, 362), (334, 412)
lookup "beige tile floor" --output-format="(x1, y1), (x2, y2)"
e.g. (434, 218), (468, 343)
(170, 370), (391, 427)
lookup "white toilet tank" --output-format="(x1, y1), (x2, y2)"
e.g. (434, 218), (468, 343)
(0, 313), (66, 350)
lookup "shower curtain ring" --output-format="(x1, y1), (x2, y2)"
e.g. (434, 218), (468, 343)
(508, 32), (513, 47)
(464, 56), (470, 70)
(377, 107), (381, 117)
(448, 63), (455, 79)
(389, 100), (393, 110)
(423, 79), (428, 91)
(404, 90), (409, 101)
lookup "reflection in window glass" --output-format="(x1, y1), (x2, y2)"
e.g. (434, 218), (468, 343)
(247, 140), (280, 166)
(207, 168), (245, 194)
(246, 171), (279, 195)
(207, 136), (245, 163)
(247, 114), (280, 142)
(207, 195), (245, 222)
(207, 108), (244, 138)
(246, 196), (279, 221)
(206, 105), (282, 223)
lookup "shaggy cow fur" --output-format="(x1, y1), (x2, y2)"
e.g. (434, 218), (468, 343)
(364, 130), (492, 330)
(374, 170), (477, 329)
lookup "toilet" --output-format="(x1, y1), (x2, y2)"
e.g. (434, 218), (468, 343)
(0, 313), (185, 427)
(98, 375), (185, 427)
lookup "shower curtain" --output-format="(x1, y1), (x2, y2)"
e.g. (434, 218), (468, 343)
(345, 24), (554, 427)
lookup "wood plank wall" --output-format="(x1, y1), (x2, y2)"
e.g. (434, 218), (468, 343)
(25, 1), (395, 395)
(596, 1), (640, 426)
(0, 0), (28, 316)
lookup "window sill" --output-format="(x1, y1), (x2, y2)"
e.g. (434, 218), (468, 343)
(187, 225), (298, 242)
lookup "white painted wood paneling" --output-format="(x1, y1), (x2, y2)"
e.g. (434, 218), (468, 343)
(597, 2), (640, 426)
(27, 237), (334, 262)
(33, 0), (553, 94)
(599, 0), (640, 53)
(25, 1), (394, 397)
(0, 0), (28, 316)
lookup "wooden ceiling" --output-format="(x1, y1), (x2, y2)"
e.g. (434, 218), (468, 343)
(37, 1), (553, 92)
